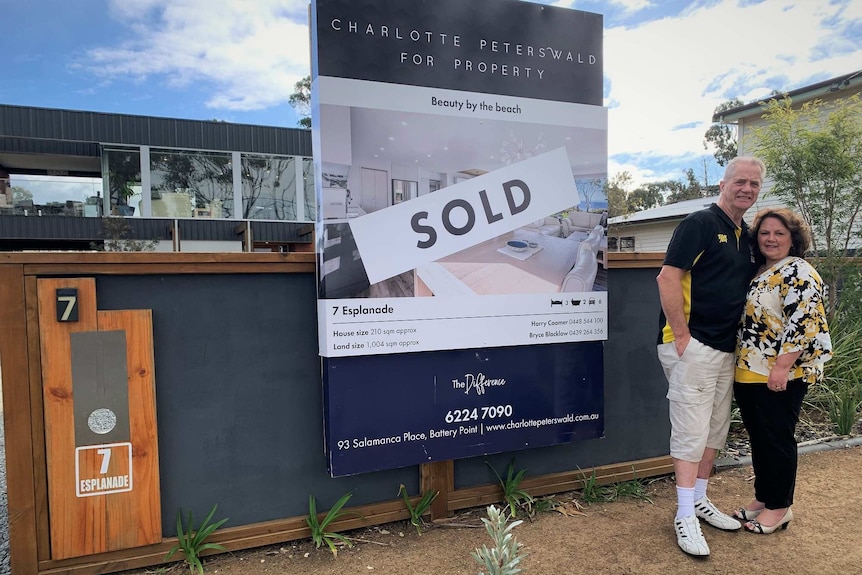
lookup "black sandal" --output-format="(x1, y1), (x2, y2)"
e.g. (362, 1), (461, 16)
(733, 508), (762, 521)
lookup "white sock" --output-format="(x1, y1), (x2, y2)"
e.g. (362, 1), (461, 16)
(694, 478), (708, 502)
(676, 486), (695, 519)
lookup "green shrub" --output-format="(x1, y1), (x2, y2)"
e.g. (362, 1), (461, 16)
(821, 311), (862, 434)
(486, 459), (534, 518)
(471, 505), (527, 575)
(306, 492), (356, 557)
(165, 504), (228, 575)
(398, 484), (438, 535)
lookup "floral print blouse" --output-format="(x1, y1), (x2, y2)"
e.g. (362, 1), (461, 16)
(735, 257), (832, 384)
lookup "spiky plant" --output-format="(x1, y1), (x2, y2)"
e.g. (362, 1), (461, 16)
(471, 505), (527, 575)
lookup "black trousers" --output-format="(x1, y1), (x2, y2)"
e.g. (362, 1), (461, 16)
(734, 379), (808, 509)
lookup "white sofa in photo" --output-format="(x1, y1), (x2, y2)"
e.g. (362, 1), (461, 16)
(520, 217), (563, 237)
(562, 210), (607, 238)
(561, 241), (598, 292)
(509, 224), (603, 292)
(567, 224), (605, 248)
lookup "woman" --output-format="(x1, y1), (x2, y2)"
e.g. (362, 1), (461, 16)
(732, 208), (832, 534)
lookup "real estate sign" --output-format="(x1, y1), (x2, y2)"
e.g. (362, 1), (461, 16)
(312, 0), (607, 476)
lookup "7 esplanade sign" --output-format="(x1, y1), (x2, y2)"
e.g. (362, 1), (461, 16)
(312, 0), (607, 477)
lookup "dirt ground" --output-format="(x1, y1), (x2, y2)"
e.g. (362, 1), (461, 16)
(143, 444), (862, 575)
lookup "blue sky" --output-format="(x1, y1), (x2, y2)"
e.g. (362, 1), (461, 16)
(2, 0), (860, 190)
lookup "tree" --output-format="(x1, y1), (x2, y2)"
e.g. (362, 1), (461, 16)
(12, 186), (33, 203)
(626, 185), (665, 212)
(605, 171), (632, 218)
(578, 178), (604, 212)
(752, 94), (862, 319)
(704, 98), (743, 166)
(107, 151), (141, 207)
(94, 217), (157, 252)
(289, 76), (311, 129)
(149, 151), (235, 217)
(241, 156), (297, 219)
(665, 168), (704, 204)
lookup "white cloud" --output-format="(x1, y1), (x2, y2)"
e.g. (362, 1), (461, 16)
(552, 0), (652, 12)
(604, 0), (861, 170)
(611, 0), (653, 12)
(78, 0), (859, 184)
(85, 0), (311, 111)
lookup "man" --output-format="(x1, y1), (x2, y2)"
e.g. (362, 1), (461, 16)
(656, 156), (763, 556)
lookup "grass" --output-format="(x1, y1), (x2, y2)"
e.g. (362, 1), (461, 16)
(306, 492), (357, 557)
(830, 388), (862, 435)
(806, 310), (862, 433)
(576, 467), (654, 504)
(532, 495), (560, 514)
(165, 504), (228, 575)
(486, 459), (535, 518)
(399, 485), (438, 535)
(578, 469), (604, 504)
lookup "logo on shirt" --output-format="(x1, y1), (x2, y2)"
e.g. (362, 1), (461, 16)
(717, 233), (728, 244)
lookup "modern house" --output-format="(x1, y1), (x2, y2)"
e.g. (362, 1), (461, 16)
(0, 104), (314, 251)
(607, 70), (862, 254)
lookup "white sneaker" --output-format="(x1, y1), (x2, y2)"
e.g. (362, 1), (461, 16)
(675, 515), (710, 557)
(695, 496), (743, 531)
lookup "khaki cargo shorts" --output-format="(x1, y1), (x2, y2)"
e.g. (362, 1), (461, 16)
(657, 337), (735, 462)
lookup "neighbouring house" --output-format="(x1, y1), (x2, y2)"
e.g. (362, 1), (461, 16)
(608, 196), (719, 254)
(608, 70), (862, 254)
(714, 69), (862, 216)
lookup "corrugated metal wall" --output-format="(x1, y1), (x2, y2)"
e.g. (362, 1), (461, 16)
(0, 136), (100, 158)
(0, 215), (311, 245)
(0, 104), (311, 156)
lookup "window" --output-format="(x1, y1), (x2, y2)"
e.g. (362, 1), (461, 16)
(619, 236), (635, 252)
(97, 145), (312, 220)
(4, 174), (103, 217)
(606, 236), (634, 252)
(428, 179), (442, 193)
(150, 149), (233, 218)
(105, 148), (141, 216)
(241, 154), (297, 220)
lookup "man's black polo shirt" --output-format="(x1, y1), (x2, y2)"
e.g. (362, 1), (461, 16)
(657, 203), (755, 353)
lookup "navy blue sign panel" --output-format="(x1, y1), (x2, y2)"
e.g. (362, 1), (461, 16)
(324, 342), (604, 476)
(313, 0), (603, 105)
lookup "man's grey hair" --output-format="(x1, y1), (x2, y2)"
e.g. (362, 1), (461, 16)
(723, 156), (766, 181)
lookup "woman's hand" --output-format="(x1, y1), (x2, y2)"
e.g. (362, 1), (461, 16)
(767, 368), (790, 392)
(768, 351), (802, 391)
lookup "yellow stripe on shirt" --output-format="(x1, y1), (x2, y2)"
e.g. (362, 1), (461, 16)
(660, 251), (702, 344)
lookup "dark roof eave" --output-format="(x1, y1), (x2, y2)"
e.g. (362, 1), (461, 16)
(711, 70), (862, 123)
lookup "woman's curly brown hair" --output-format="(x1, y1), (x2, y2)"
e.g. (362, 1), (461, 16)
(750, 207), (812, 266)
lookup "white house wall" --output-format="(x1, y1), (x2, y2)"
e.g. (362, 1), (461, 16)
(609, 221), (680, 253)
